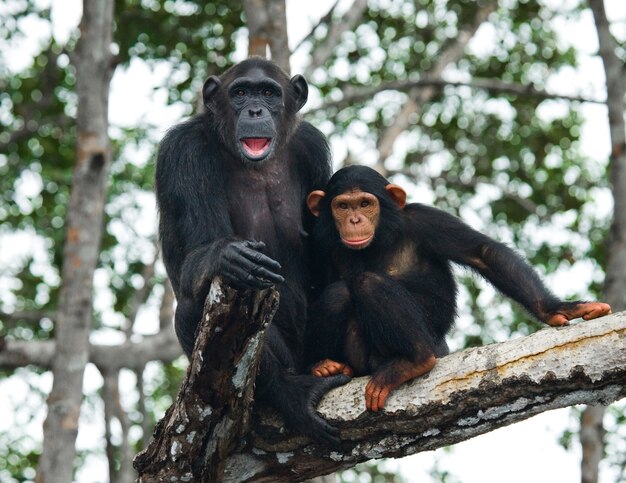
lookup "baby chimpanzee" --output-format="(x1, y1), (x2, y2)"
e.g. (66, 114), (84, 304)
(305, 165), (611, 411)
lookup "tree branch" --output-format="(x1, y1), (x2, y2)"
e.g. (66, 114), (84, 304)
(304, 0), (369, 77)
(0, 326), (181, 371)
(292, 0), (340, 54)
(375, 1), (497, 174)
(308, 77), (605, 115)
(226, 311), (625, 481)
(38, 1), (116, 477)
(103, 370), (135, 483)
(134, 278), (279, 482)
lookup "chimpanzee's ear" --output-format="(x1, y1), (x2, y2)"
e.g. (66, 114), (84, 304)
(202, 76), (221, 108)
(385, 184), (407, 209)
(306, 190), (326, 217)
(290, 75), (309, 112)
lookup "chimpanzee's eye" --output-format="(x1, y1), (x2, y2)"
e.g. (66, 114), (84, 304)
(360, 200), (370, 208)
(339, 202), (348, 210)
(263, 89), (273, 97)
(234, 89), (245, 97)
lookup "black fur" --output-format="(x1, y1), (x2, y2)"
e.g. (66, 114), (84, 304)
(306, 165), (579, 377)
(156, 58), (347, 443)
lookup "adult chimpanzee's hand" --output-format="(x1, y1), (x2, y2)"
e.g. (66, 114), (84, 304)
(218, 240), (284, 289)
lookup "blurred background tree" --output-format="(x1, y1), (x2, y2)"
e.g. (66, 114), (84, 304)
(0, 0), (624, 481)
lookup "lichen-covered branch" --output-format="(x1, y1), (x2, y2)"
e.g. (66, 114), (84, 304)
(225, 311), (626, 482)
(133, 278), (279, 482)
(129, 288), (624, 482)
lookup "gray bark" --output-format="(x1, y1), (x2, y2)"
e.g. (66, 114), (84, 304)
(134, 279), (279, 482)
(244, 0), (270, 58)
(243, 0), (291, 73)
(36, 1), (115, 482)
(0, 326), (181, 371)
(267, 0), (290, 73)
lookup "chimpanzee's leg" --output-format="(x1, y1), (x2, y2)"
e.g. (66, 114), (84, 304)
(349, 272), (448, 411)
(305, 281), (355, 377)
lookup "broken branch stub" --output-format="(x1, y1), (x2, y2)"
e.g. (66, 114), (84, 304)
(134, 277), (279, 482)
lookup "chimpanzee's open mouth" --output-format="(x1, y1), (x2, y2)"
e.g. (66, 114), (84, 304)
(241, 138), (272, 159)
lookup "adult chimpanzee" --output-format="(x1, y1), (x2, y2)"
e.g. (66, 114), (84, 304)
(305, 165), (611, 412)
(155, 58), (349, 443)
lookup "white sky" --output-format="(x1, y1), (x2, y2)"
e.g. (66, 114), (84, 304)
(1, 0), (625, 482)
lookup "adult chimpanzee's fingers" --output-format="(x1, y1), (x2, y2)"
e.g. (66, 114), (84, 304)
(244, 271), (278, 288)
(305, 374), (351, 445)
(238, 243), (283, 272)
(223, 262), (273, 290)
(251, 264), (285, 285)
(247, 251), (282, 273)
(233, 247), (284, 284)
(222, 241), (283, 285)
(242, 240), (266, 251)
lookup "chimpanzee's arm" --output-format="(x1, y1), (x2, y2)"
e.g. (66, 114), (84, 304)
(156, 118), (284, 355)
(156, 118), (283, 297)
(407, 205), (610, 325)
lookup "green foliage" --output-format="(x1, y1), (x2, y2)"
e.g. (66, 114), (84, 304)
(114, 0), (242, 106)
(0, 433), (39, 483)
(0, 0), (619, 479)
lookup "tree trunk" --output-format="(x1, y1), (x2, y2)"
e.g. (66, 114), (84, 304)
(267, 0), (290, 73)
(244, 0), (270, 58)
(582, 2), (626, 481)
(36, 1), (115, 481)
(243, 0), (290, 73)
(580, 405), (606, 483)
